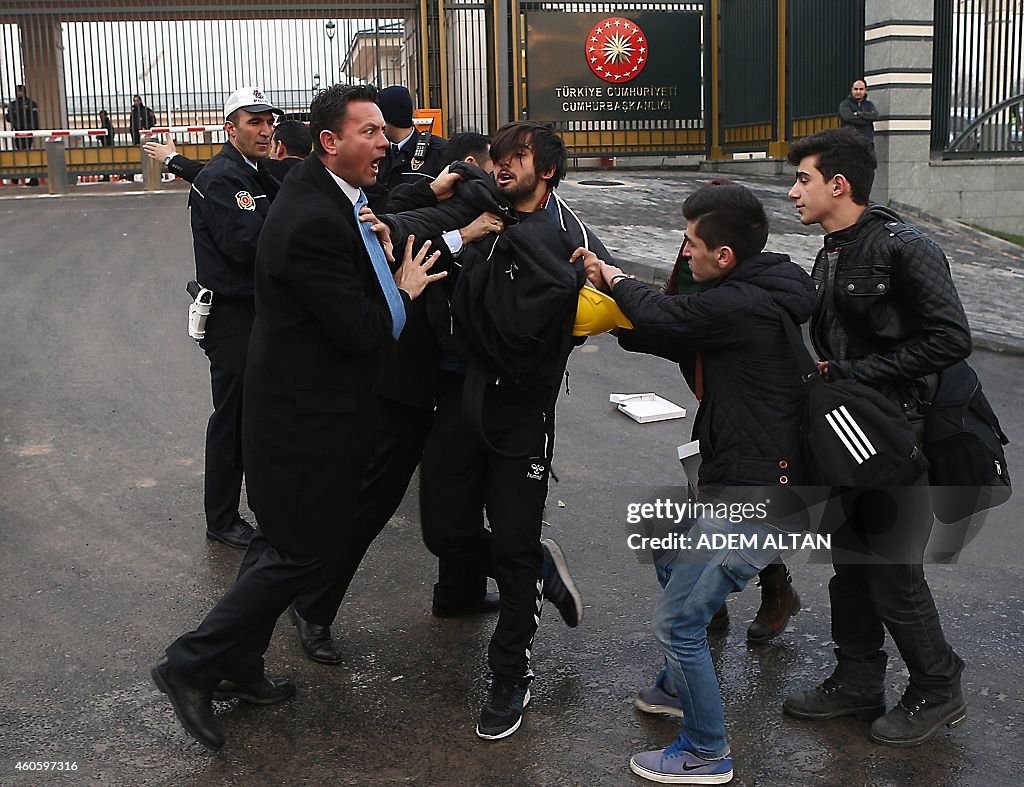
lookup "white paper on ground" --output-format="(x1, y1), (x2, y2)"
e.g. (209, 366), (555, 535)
(610, 393), (687, 423)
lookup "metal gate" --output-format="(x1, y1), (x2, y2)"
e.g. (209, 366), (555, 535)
(711, 0), (863, 158)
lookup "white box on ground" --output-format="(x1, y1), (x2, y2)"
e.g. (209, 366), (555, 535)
(610, 393), (687, 424)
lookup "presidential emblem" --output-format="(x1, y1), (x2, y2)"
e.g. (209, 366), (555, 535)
(235, 190), (256, 211)
(585, 17), (648, 83)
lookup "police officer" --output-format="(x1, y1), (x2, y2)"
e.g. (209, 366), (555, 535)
(190, 86), (281, 548)
(365, 85), (448, 210)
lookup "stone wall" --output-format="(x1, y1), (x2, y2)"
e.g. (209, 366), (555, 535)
(867, 0), (1024, 236)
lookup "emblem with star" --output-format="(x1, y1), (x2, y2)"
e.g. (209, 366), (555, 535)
(585, 17), (649, 83)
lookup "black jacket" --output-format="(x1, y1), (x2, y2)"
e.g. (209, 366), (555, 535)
(168, 154), (203, 182)
(385, 165), (608, 385)
(615, 252), (816, 489)
(189, 142), (280, 299)
(130, 103), (157, 145)
(375, 164), (518, 406)
(810, 204), (972, 412)
(839, 96), (879, 140)
(244, 154), (404, 555)
(6, 96), (38, 130)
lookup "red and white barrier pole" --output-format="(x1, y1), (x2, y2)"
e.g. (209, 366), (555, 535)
(0, 128), (108, 139)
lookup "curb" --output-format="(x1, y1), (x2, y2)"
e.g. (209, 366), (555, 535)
(889, 200), (1024, 263)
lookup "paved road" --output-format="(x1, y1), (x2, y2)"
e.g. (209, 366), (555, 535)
(0, 184), (1021, 785)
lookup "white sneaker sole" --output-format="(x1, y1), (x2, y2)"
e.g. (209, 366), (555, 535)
(541, 538), (584, 627)
(634, 696), (684, 718)
(475, 688), (531, 740)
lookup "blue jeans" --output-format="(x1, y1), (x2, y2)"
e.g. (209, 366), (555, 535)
(652, 517), (784, 759)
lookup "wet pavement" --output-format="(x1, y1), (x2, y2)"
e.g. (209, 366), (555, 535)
(1, 176), (1022, 786)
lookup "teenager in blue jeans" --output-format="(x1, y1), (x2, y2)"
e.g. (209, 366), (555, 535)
(599, 182), (815, 783)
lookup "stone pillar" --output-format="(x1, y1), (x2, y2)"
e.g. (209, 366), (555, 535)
(19, 16), (68, 131)
(142, 142), (163, 190)
(45, 138), (68, 194)
(863, 0), (936, 206)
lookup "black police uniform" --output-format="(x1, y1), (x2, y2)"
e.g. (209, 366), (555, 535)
(190, 141), (279, 536)
(365, 129), (448, 211)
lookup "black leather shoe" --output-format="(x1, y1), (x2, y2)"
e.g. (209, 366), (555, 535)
(213, 677), (296, 705)
(151, 656), (224, 752)
(206, 518), (254, 549)
(288, 605), (344, 665)
(432, 591), (501, 618)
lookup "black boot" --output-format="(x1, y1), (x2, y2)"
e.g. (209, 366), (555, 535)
(747, 563), (800, 643)
(869, 688), (966, 746)
(783, 653), (887, 721)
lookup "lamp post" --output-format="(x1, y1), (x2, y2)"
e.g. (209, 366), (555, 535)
(325, 21), (337, 88)
(311, 73), (321, 96)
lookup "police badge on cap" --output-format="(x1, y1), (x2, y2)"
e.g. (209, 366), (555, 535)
(224, 86), (283, 120)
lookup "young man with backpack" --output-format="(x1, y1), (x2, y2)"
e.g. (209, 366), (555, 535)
(416, 121), (600, 740)
(782, 128), (971, 746)
(598, 182), (815, 784)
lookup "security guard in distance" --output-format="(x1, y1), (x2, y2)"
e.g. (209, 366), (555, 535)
(367, 85), (448, 210)
(189, 85), (281, 549)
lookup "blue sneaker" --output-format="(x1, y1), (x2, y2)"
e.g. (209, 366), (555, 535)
(635, 670), (684, 718)
(630, 738), (733, 784)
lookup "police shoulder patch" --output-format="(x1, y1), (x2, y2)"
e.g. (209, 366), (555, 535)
(235, 191), (256, 211)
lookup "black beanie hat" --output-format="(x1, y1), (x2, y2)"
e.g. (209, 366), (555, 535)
(378, 85), (413, 128)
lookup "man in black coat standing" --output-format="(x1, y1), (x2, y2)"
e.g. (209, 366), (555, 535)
(151, 84), (444, 753)
(839, 79), (879, 141)
(782, 128), (969, 747)
(6, 84), (38, 150)
(129, 94), (157, 146)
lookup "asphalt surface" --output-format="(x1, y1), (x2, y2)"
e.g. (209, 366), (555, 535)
(1, 175), (1022, 786)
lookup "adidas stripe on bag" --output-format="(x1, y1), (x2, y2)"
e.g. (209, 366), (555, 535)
(776, 308), (927, 487)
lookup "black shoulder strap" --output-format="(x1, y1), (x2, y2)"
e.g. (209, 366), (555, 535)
(462, 360), (534, 460)
(774, 307), (821, 383)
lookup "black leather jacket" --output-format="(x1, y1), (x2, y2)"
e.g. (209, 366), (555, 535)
(810, 204), (972, 412)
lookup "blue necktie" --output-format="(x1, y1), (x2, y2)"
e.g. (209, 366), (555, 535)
(354, 189), (406, 340)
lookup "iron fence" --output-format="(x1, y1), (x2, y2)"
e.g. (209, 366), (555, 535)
(0, 0), (423, 166)
(932, 0), (1024, 158)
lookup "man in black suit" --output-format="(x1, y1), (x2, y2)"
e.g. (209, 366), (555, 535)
(265, 119), (311, 181)
(151, 84), (445, 753)
(285, 135), (505, 666)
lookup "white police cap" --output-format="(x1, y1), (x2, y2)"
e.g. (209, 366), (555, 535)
(224, 86), (282, 120)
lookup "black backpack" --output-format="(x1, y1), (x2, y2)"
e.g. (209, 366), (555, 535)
(452, 211), (584, 385)
(924, 360), (1011, 522)
(452, 210), (585, 457)
(777, 309), (928, 487)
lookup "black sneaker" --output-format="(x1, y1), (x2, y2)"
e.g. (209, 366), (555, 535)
(869, 689), (966, 747)
(541, 538), (583, 628)
(476, 678), (532, 740)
